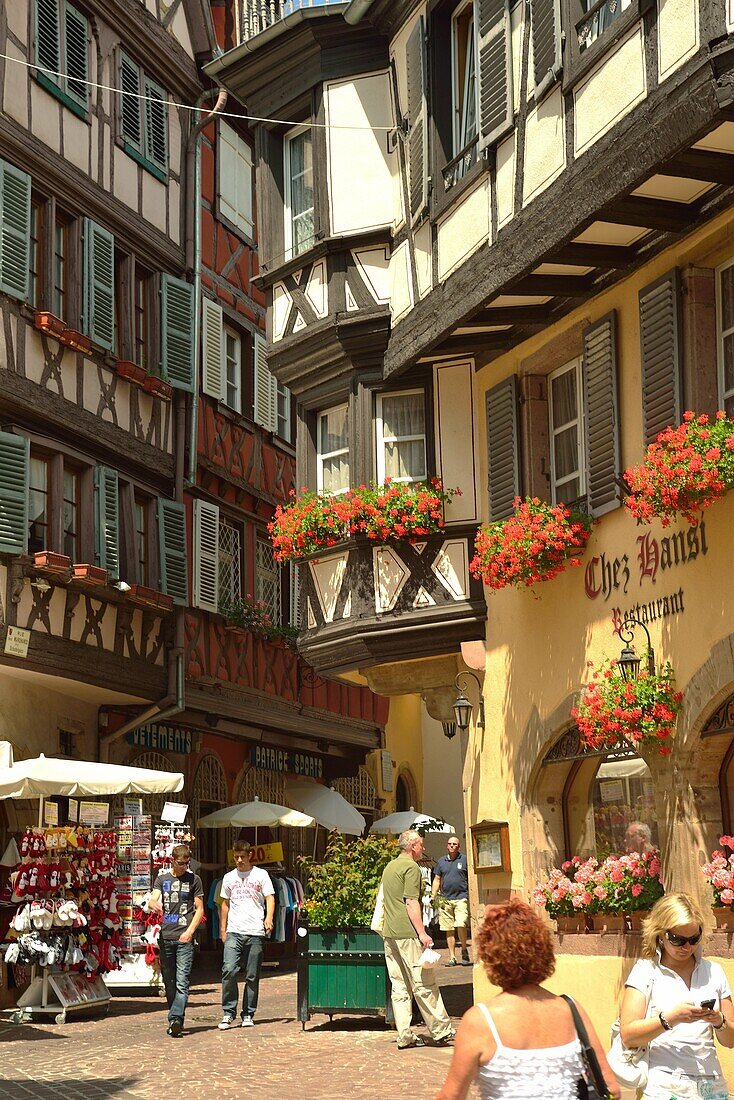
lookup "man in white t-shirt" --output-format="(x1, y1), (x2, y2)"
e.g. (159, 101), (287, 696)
(218, 842), (275, 1030)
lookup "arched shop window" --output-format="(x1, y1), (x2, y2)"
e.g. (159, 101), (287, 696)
(333, 766), (377, 833)
(702, 693), (734, 835)
(110, 751), (186, 821)
(542, 727), (657, 860)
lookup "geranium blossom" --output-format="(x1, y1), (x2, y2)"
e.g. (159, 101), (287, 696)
(470, 497), (593, 590)
(572, 659), (682, 756)
(702, 836), (734, 910)
(268, 479), (460, 562)
(533, 849), (663, 919)
(624, 411), (734, 526)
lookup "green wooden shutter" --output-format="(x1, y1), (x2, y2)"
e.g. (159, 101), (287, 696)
(0, 160), (31, 301)
(486, 373), (521, 521)
(119, 51), (142, 149)
(476, 0), (513, 151)
(583, 312), (620, 517)
(640, 269), (682, 446)
(161, 274), (195, 392)
(64, 2), (88, 109)
(193, 499), (219, 613)
(529, 0), (562, 100)
(83, 218), (115, 350)
(201, 296), (224, 400)
(0, 432), (29, 556)
(405, 15), (428, 225)
(36, 0), (61, 81)
(94, 466), (120, 578)
(158, 498), (188, 606)
(144, 76), (168, 173)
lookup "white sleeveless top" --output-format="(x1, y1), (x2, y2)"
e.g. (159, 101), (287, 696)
(476, 1002), (586, 1100)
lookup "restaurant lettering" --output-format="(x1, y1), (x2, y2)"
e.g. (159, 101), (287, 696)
(584, 521), (708, 602)
(251, 745), (323, 779)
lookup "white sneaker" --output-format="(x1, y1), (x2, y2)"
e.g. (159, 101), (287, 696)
(218, 1015), (237, 1030)
(241, 1016), (254, 1027)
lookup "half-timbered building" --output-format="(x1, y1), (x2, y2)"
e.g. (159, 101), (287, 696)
(206, 0), (734, 1053)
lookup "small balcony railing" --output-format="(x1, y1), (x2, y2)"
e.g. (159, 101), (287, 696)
(240, 0), (343, 41)
(442, 137), (479, 193)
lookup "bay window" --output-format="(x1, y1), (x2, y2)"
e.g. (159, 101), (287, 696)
(317, 404), (350, 495)
(376, 391), (427, 484)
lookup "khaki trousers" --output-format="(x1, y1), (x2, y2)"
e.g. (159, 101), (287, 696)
(383, 936), (453, 1045)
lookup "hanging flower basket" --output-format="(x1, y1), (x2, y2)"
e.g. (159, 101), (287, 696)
(624, 410), (734, 527)
(269, 479), (460, 563)
(702, 836), (734, 920)
(469, 497), (593, 590)
(572, 659), (683, 756)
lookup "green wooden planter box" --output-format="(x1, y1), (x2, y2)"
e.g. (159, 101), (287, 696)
(297, 926), (394, 1029)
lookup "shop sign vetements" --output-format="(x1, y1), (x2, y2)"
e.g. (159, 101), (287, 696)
(251, 745), (323, 779)
(126, 723), (194, 754)
(583, 521), (709, 628)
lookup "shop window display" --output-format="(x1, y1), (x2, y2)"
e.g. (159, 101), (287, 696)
(590, 754), (658, 860)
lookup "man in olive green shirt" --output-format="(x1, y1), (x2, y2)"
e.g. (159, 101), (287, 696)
(380, 829), (455, 1050)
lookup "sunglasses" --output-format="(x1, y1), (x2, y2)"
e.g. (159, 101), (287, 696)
(666, 928), (702, 947)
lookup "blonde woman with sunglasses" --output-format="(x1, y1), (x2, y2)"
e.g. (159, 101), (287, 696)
(620, 893), (734, 1099)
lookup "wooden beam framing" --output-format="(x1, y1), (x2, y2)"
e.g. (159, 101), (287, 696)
(470, 306), (555, 325)
(657, 149), (734, 185)
(551, 242), (639, 269)
(510, 275), (596, 298)
(604, 195), (694, 233)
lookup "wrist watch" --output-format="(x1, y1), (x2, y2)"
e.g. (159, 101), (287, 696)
(659, 1011), (672, 1031)
(714, 1013), (727, 1030)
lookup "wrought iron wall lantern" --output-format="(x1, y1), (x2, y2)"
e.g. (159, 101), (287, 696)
(618, 616), (655, 682)
(453, 671), (485, 733)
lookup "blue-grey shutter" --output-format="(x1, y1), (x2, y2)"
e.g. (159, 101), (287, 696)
(84, 218), (115, 350)
(94, 466), (120, 578)
(583, 312), (620, 517)
(486, 373), (521, 521)
(406, 15), (428, 225)
(529, 0), (562, 100)
(639, 269), (682, 446)
(144, 76), (168, 173)
(119, 52), (142, 149)
(0, 160), (31, 301)
(64, 2), (88, 110)
(161, 274), (195, 392)
(476, 0), (513, 151)
(158, 498), (188, 606)
(35, 0), (61, 81)
(0, 432), (30, 555)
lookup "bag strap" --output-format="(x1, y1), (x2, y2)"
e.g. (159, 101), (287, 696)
(561, 994), (609, 1099)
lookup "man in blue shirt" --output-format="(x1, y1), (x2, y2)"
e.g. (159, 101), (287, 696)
(432, 836), (470, 966)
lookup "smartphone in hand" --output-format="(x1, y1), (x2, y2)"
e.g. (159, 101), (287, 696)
(701, 998), (716, 1010)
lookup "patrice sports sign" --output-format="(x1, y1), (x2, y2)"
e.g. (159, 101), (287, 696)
(251, 745), (323, 779)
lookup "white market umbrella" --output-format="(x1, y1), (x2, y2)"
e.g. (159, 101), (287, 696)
(370, 806), (454, 835)
(0, 746), (184, 799)
(285, 780), (366, 835)
(196, 797), (314, 830)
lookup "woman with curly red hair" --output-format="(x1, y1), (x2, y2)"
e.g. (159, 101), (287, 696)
(436, 898), (619, 1100)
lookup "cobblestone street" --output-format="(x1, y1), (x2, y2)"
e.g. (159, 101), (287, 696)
(0, 950), (474, 1100)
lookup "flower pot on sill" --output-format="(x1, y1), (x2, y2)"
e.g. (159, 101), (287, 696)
(116, 360), (147, 386)
(59, 328), (92, 354)
(627, 910), (649, 932)
(592, 913), (625, 934)
(34, 311), (67, 339)
(72, 564), (108, 586)
(713, 906), (734, 931)
(555, 914), (589, 935)
(143, 375), (173, 401)
(33, 551), (71, 574)
(127, 584), (162, 609)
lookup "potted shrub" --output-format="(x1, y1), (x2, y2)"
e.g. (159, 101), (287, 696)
(624, 410), (734, 527)
(572, 659), (683, 757)
(269, 478), (460, 562)
(470, 497), (592, 590)
(701, 836), (734, 930)
(296, 833), (395, 1028)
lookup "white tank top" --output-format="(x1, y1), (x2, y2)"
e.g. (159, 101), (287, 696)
(475, 1002), (586, 1100)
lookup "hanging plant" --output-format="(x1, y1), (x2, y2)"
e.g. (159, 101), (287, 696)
(624, 410), (734, 527)
(571, 659), (683, 757)
(268, 478), (460, 563)
(469, 497), (593, 590)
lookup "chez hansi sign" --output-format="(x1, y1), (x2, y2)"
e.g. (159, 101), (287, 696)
(583, 521), (708, 628)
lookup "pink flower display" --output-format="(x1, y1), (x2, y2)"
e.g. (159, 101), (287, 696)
(701, 836), (734, 911)
(533, 850), (664, 918)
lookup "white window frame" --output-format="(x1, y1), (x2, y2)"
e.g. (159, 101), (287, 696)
(256, 535), (281, 623)
(375, 390), (427, 485)
(219, 121), (254, 238)
(451, 0), (477, 155)
(317, 403), (350, 496)
(224, 325), (242, 413)
(284, 123), (314, 262)
(548, 358), (586, 506)
(716, 257), (734, 415)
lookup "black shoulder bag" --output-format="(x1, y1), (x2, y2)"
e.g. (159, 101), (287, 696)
(561, 994), (611, 1100)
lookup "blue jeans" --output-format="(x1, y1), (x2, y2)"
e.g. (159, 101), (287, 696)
(221, 933), (265, 1019)
(159, 939), (195, 1023)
